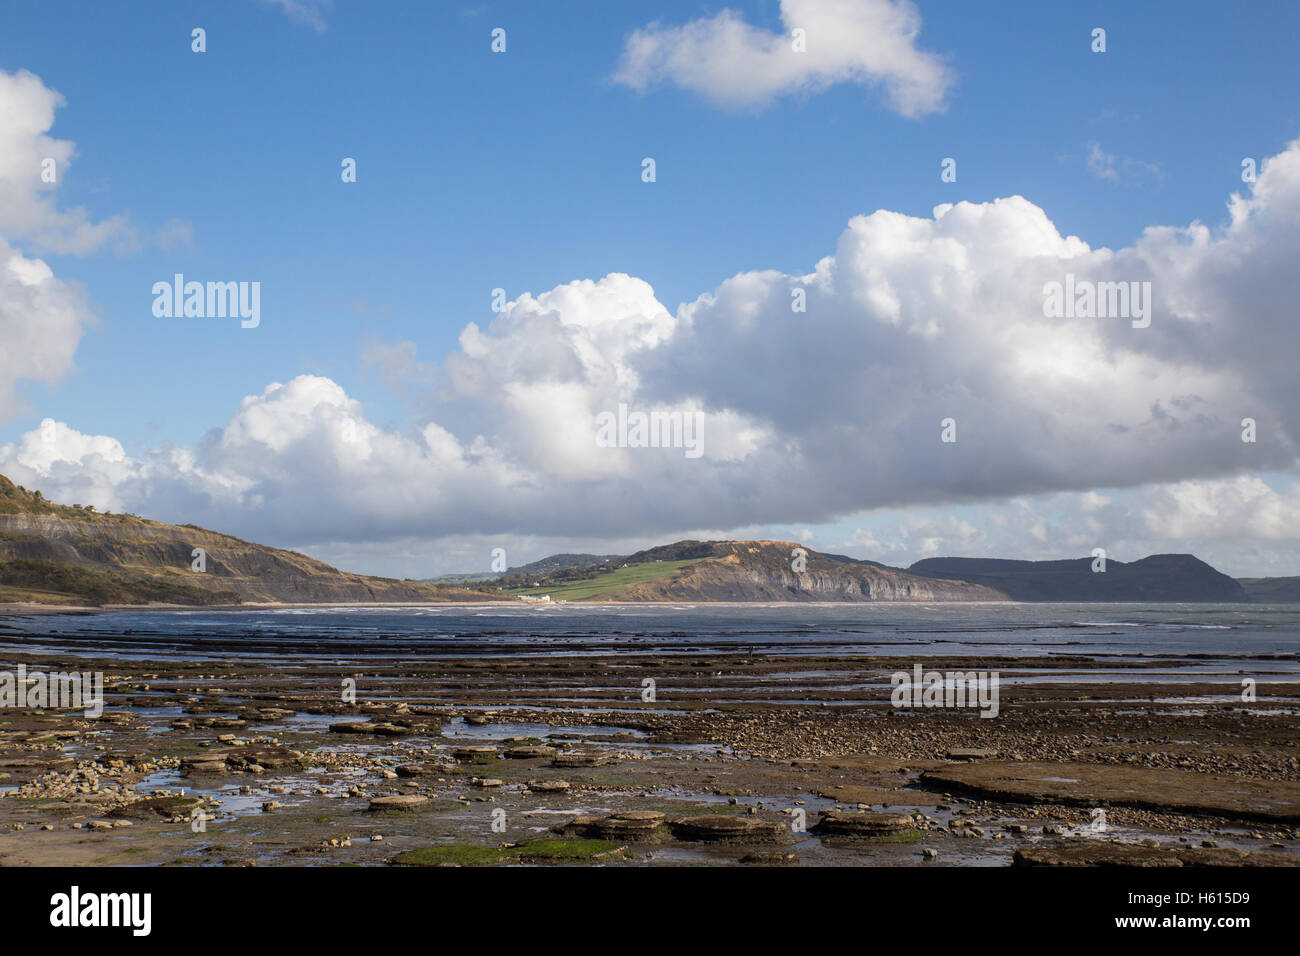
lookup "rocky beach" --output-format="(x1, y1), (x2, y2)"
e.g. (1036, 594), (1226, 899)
(1, 605), (1297, 867)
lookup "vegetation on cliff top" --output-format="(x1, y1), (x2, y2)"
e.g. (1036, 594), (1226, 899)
(0, 559), (240, 606)
(0, 474), (506, 607)
(504, 558), (705, 600)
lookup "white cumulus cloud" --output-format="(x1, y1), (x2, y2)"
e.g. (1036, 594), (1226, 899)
(5, 139), (1300, 577)
(614, 0), (953, 115)
(0, 240), (96, 419)
(0, 69), (138, 421)
(0, 69), (133, 254)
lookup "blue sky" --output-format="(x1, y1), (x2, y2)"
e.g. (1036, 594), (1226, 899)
(2, 0), (1299, 577)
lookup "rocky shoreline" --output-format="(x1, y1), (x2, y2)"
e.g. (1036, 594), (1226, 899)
(0, 631), (1297, 867)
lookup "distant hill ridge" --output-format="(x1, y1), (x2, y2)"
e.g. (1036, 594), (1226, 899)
(2, 473), (1289, 606)
(1237, 577), (1300, 603)
(907, 554), (1247, 602)
(500, 542), (1273, 603)
(0, 474), (503, 606)
(424, 552), (619, 585)
(499, 539), (1003, 602)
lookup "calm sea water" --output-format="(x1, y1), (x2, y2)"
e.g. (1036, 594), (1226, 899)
(1, 603), (1298, 666)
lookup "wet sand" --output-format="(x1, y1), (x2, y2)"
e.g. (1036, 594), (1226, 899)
(1, 628), (1297, 867)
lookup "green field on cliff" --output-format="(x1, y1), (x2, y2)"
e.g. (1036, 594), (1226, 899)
(503, 558), (703, 600)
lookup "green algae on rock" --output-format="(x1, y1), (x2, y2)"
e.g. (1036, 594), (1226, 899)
(391, 839), (630, 866)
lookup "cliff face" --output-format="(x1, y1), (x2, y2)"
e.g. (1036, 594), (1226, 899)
(908, 554), (1248, 603)
(1237, 577), (1300, 603)
(612, 541), (1005, 602)
(0, 475), (500, 606)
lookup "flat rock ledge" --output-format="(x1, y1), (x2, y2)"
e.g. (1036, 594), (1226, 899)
(558, 810), (665, 841)
(558, 810), (787, 845)
(668, 815), (788, 844)
(368, 794), (429, 812)
(919, 760), (1300, 824)
(812, 810), (918, 836)
(503, 746), (556, 759)
(1015, 843), (1300, 867)
(180, 747), (303, 777)
(396, 762), (453, 778)
(108, 795), (203, 820)
(328, 721), (411, 737)
(552, 752), (612, 768)
(946, 748), (997, 760)
(452, 746), (499, 764)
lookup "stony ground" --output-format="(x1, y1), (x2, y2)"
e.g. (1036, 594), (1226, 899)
(0, 638), (1297, 866)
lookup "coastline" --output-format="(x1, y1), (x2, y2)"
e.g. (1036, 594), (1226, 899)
(0, 631), (1296, 868)
(0, 599), (1053, 615)
(6, 598), (1291, 617)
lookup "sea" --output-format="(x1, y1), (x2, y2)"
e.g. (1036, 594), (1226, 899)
(1, 604), (1298, 674)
